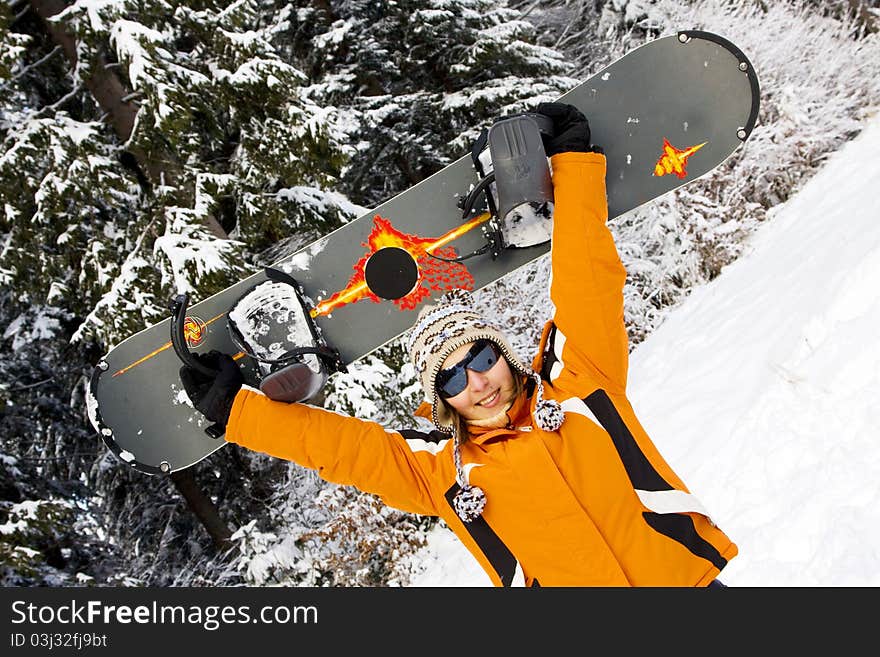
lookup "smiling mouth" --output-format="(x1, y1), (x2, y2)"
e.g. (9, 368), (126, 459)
(478, 390), (500, 407)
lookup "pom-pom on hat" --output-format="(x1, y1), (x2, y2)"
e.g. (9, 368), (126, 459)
(407, 289), (532, 433)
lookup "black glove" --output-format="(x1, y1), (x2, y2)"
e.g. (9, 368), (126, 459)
(179, 350), (244, 429)
(535, 102), (603, 156)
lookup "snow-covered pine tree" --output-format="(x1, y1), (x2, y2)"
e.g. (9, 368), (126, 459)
(288, 0), (578, 207)
(0, 0), (355, 585)
(0, 0), (136, 586)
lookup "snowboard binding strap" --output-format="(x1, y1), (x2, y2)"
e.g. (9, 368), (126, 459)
(170, 267), (346, 414)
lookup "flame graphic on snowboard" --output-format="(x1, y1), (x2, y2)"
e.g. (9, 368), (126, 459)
(311, 213), (491, 318)
(653, 138), (707, 179)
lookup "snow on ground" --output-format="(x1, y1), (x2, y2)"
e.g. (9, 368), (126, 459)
(409, 111), (880, 587)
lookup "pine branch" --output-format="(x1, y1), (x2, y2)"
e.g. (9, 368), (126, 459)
(28, 82), (84, 119)
(10, 377), (53, 391)
(0, 44), (62, 93)
(17, 453), (101, 462)
(28, 0), (227, 238)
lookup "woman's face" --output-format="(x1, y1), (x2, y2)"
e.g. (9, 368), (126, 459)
(439, 341), (517, 422)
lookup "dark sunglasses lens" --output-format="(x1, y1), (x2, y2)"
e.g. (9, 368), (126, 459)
(439, 369), (468, 399)
(437, 341), (500, 399)
(468, 342), (499, 373)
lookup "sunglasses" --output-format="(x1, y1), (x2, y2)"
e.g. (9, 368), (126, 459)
(436, 340), (502, 399)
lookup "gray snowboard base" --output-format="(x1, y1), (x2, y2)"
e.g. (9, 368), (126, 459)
(88, 30), (760, 475)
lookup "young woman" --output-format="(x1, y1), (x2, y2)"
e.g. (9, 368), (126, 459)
(181, 103), (738, 586)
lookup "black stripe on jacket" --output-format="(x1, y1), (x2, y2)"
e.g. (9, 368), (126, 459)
(540, 324), (560, 382)
(584, 389), (727, 571)
(398, 428), (449, 444)
(399, 428), (520, 585)
(444, 484), (518, 586)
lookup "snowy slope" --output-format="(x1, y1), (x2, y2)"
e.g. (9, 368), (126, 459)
(409, 112), (880, 587)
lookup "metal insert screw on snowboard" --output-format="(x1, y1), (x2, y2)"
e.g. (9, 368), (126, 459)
(159, 461), (171, 474)
(97, 360), (108, 371)
(737, 128), (748, 140)
(739, 62), (749, 72)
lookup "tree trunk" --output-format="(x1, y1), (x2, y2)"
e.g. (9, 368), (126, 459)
(170, 469), (233, 549)
(29, 0), (137, 139)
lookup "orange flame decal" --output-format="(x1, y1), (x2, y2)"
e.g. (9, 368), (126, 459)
(653, 138), (707, 179)
(310, 213), (492, 318)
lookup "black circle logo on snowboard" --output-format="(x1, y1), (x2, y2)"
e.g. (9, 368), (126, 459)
(364, 247), (419, 300)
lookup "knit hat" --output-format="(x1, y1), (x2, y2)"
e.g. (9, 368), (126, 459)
(407, 289), (530, 431)
(407, 289), (564, 522)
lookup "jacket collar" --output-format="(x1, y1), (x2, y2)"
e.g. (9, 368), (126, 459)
(466, 388), (533, 443)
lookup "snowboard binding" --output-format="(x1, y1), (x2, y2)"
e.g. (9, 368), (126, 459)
(457, 112), (555, 259)
(170, 268), (345, 413)
(226, 268), (345, 403)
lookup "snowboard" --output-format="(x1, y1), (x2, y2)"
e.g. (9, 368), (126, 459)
(87, 30), (761, 475)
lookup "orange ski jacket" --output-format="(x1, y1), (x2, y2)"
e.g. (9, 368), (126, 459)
(225, 151), (738, 587)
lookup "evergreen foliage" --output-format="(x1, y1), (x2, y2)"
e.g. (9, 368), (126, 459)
(287, 0), (576, 206)
(1, 0), (351, 586)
